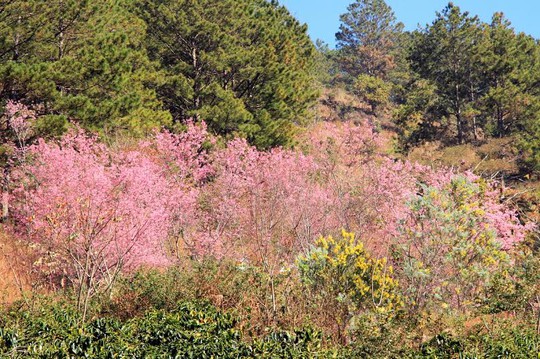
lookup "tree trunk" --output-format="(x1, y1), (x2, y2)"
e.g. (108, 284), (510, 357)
(497, 106), (504, 137)
(455, 81), (464, 144)
(13, 16), (21, 60)
(456, 112), (464, 144)
(58, 0), (64, 60)
(470, 86), (478, 141)
(1, 167), (10, 222)
(192, 47), (201, 121)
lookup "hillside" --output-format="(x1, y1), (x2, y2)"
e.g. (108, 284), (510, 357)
(0, 0), (540, 357)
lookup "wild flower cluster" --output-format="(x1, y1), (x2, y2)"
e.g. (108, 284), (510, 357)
(5, 102), (532, 317)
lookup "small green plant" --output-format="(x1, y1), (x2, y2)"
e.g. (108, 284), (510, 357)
(352, 74), (392, 114)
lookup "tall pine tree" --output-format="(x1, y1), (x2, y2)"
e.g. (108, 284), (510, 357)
(409, 2), (486, 144)
(480, 13), (540, 137)
(336, 0), (403, 80)
(0, 0), (171, 136)
(133, 0), (318, 149)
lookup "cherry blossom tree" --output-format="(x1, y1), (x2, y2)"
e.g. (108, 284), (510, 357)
(14, 131), (166, 318)
(2, 101), (36, 221)
(8, 116), (532, 321)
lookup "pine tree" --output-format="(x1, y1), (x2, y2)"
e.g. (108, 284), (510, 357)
(335, 0), (403, 80)
(393, 75), (440, 148)
(133, 0), (317, 149)
(409, 2), (486, 144)
(517, 39), (540, 173)
(521, 104), (540, 173)
(313, 40), (340, 87)
(480, 13), (538, 137)
(0, 0), (171, 137)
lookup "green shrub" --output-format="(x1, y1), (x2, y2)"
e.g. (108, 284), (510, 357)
(392, 176), (511, 318)
(0, 300), (337, 358)
(352, 74), (392, 114)
(416, 326), (540, 358)
(104, 260), (312, 337)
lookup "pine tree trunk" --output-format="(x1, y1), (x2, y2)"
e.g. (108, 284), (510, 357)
(13, 16), (21, 60)
(58, 0), (64, 60)
(455, 82), (464, 144)
(497, 106), (504, 137)
(1, 168), (9, 222)
(192, 47), (201, 121)
(470, 84), (478, 141)
(456, 111), (464, 145)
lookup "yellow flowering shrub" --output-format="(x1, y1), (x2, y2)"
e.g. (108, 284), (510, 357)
(298, 230), (402, 317)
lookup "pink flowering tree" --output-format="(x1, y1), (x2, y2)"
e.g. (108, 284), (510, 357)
(186, 137), (337, 320)
(302, 121), (426, 255)
(302, 120), (531, 257)
(184, 119), (531, 268)
(192, 138), (336, 265)
(299, 120), (532, 318)
(8, 114), (533, 322)
(2, 101), (36, 221)
(13, 129), (176, 319)
(151, 121), (215, 258)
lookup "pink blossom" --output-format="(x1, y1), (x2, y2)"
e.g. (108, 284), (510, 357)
(5, 101), (35, 149)
(9, 118), (532, 285)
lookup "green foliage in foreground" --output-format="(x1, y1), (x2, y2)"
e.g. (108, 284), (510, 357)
(416, 328), (540, 359)
(0, 301), (334, 358)
(2, 298), (540, 358)
(2, 259), (540, 359)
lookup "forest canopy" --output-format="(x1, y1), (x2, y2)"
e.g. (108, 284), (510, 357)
(0, 0), (317, 147)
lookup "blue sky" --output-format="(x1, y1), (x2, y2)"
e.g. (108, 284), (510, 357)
(278, 0), (540, 47)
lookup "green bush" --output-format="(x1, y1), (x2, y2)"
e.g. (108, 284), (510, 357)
(352, 74), (392, 114)
(392, 176), (511, 318)
(103, 260), (312, 337)
(0, 300), (337, 358)
(415, 327), (540, 358)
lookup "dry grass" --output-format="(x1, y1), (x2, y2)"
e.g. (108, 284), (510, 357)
(408, 142), (484, 172)
(474, 137), (520, 175)
(406, 141), (445, 166)
(407, 137), (521, 176)
(316, 87), (369, 123)
(440, 144), (482, 170)
(0, 227), (32, 304)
